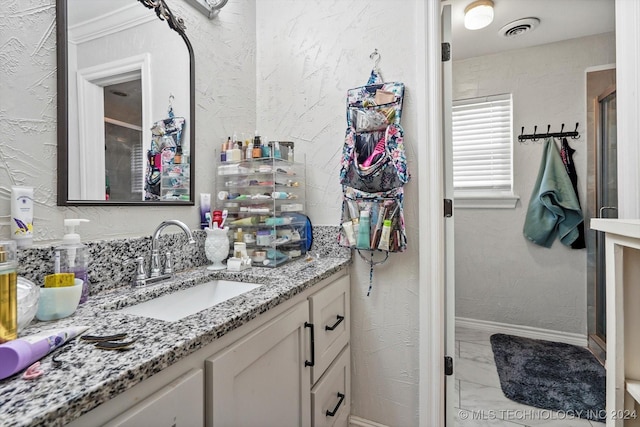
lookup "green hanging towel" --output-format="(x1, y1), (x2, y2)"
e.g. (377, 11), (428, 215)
(523, 138), (584, 248)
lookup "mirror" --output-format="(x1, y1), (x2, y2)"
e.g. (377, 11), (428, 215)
(57, 0), (195, 205)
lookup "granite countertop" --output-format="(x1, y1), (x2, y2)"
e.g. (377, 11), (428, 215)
(0, 254), (350, 427)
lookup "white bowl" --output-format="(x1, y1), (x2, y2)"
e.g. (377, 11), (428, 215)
(36, 278), (83, 321)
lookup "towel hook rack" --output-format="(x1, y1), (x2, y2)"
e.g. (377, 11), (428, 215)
(571, 122), (580, 139)
(518, 122), (580, 143)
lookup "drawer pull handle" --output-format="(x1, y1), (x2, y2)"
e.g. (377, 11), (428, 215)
(325, 392), (346, 417)
(325, 315), (345, 331)
(304, 322), (315, 367)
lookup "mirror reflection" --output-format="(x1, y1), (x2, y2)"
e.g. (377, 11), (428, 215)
(58, 0), (194, 205)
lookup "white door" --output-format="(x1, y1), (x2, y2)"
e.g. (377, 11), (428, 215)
(441, 4), (456, 426)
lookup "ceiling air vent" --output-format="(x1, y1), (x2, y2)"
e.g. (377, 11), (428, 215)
(499, 18), (540, 38)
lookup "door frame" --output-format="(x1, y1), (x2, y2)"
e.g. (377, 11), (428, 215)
(615, 0), (640, 219)
(418, 1), (446, 426)
(586, 65), (616, 364)
(418, 1), (640, 425)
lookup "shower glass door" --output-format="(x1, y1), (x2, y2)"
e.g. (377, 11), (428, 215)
(595, 85), (617, 343)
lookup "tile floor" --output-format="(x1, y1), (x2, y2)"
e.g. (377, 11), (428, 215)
(453, 326), (604, 426)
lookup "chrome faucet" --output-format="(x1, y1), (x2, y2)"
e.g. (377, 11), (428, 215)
(150, 220), (196, 277)
(131, 220), (196, 287)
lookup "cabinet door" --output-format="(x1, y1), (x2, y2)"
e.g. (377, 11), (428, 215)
(311, 345), (350, 427)
(206, 301), (311, 427)
(309, 274), (350, 384)
(104, 369), (204, 427)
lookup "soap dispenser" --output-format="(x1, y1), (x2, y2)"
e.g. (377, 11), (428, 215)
(55, 219), (90, 304)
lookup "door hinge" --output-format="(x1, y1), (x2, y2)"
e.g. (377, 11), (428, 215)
(445, 356), (453, 376)
(441, 42), (451, 62)
(444, 199), (453, 218)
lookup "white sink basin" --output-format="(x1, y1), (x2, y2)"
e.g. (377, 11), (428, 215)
(118, 280), (262, 322)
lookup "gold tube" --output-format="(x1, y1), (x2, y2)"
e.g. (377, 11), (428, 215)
(0, 270), (17, 343)
(0, 242), (17, 343)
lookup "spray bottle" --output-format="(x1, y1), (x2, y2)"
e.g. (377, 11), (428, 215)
(55, 219), (90, 304)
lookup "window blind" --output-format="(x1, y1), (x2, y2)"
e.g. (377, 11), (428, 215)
(452, 94), (513, 193)
(131, 139), (144, 194)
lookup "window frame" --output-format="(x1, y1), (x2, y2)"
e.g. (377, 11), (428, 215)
(451, 93), (518, 209)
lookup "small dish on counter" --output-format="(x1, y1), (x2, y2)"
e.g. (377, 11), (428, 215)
(36, 278), (83, 321)
(252, 250), (267, 263)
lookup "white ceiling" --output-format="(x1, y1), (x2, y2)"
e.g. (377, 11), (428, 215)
(68, 1), (615, 61)
(445, 0), (615, 60)
(67, 0), (133, 26)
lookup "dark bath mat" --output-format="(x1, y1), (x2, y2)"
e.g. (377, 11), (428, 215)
(490, 333), (605, 422)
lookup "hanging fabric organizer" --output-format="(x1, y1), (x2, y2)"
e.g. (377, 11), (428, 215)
(338, 50), (410, 295)
(145, 95), (186, 201)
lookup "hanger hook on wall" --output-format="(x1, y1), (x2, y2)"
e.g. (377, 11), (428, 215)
(370, 48), (381, 70)
(167, 93), (175, 117)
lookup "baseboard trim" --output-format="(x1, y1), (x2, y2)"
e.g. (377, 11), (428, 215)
(456, 317), (588, 347)
(349, 415), (389, 427)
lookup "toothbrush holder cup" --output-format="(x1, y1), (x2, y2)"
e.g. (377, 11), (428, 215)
(204, 227), (230, 270)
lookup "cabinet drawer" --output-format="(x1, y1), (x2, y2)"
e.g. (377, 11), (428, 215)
(311, 344), (350, 427)
(309, 274), (350, 384)
(104, 369), (204, 427)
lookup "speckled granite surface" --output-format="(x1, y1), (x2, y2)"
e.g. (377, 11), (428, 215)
(17, 224), (347, 293)
(2, 225), (350, 427)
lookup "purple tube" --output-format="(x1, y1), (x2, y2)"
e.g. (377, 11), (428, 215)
(0, 326), (89, 380)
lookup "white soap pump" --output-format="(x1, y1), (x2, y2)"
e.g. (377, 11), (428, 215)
(62, 218), (89, 245)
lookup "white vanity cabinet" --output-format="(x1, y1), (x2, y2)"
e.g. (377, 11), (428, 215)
(591, 219), (640, 426)
(67, 269), (350, 427)
(206, 272), (350, 427)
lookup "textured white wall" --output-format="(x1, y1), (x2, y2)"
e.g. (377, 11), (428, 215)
(0, 0), (256, 242)
(453, 33), (616, 335)
(255, 1), (420, 424)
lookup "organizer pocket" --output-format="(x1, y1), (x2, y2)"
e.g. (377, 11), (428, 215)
(348, 104), (397, 133)
(346, 82), (405, 129)
(338, 187), (407, 252)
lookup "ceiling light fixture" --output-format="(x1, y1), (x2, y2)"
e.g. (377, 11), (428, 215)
(464, 0), (495, 30)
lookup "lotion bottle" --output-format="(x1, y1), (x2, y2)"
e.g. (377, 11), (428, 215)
(378, 219), (392, 251)
(10, 186), (34, 249)
(342, 221), (356, 246)
(356, 210), (371, 249)
(253, 132), (262, 158)
(55, 219), (90, 304)
(245, 139), (252, 160)
(261, 139), (271, 158)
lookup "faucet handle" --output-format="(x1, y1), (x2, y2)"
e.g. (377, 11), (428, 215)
(124, 257), (147, 286)
(163, 252), (173, 275)
(134, 257), (147, 281)
(150, 250), (162, 278)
